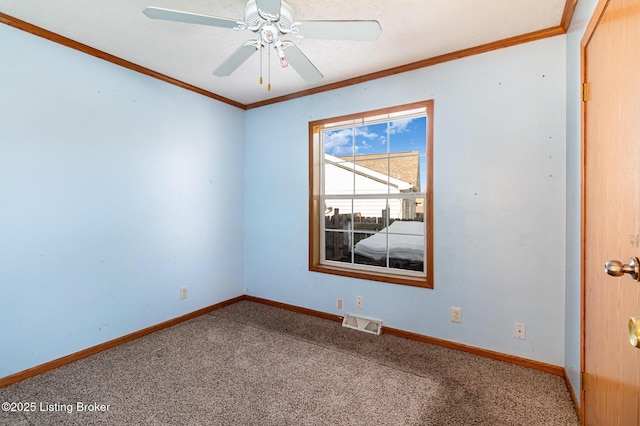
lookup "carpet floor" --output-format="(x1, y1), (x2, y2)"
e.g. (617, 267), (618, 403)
(0, 301), (579, 425)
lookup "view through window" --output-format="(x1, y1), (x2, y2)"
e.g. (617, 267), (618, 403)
(309, 101), (433, 288)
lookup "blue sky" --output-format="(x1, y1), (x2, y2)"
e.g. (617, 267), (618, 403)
(323, 116), (428, 189)
(323, 117), (426, 157)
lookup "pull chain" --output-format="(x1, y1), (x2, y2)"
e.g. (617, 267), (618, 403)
(259, 44), (263, 85)
(267, 46), (271, 91)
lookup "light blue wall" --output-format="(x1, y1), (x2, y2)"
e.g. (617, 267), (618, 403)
(0, 24), (245, 378)
(564, 0), (599, 403)
(1, 7), (591, 381)
(245, 36), (567, 366)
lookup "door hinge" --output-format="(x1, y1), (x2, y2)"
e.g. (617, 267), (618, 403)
(580, 371), (587, 391)
(581, 83), (590, 102)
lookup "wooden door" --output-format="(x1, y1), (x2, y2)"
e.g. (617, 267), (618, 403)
(583, 0), (640, 424)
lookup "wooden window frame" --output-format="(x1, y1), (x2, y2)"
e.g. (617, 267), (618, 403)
(309, 100), (434, 288)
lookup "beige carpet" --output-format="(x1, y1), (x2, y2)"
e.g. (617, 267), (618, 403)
(0, 301), (579, 425)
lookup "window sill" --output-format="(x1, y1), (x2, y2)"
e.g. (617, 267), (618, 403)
(309, 263), (433, 289)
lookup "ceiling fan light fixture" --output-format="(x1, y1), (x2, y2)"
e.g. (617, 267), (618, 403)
(261, 26), (277, 44)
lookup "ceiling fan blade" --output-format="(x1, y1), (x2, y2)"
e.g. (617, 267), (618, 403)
(143, 6), (240, 29)
(213, 43), (258, 77)
(255, 0), (282, 19)
(282, 43), (323, 84)
(295, 20), (382, 41)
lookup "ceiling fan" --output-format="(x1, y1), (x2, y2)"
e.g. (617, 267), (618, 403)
(143, 0), (381, 90)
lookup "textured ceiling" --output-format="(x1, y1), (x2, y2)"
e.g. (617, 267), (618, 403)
(0, 0), (569, 106)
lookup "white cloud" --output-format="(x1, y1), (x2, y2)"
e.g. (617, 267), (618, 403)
(325, 126), (386, 155)
(354, 127), (381, 140)
(324, 129), (353, 155)
(389, 118), (414, 134)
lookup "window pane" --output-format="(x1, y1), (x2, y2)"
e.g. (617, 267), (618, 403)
(355, 122), (387, 156)
(324, 128), (354, 157)
(389, 117), (426, 154)
(386, 220), (424, 272)
(352, 199), (387, 229)
(354, 156), (389, 195)
(388, 151), (421, 194)
(324, 199), (353, 230)
(387, 197), (424, 222)
(353, 122), (388, 194)
(389, 116), (427, 192)
(354, 230), (387, 267)
(352, 200), (387, 266)
(324, 230), (351, 263)
(388, 199), (424, 272)
(324, 155), (354, 195)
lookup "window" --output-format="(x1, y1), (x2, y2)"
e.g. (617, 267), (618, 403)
(309, 101), (434, 288)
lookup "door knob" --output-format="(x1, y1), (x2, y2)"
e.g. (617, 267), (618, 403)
(604, 257), (640, 281)
(629, 318), (640, 348)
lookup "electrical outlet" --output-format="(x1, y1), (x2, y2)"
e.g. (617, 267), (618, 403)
(336, 298), (343, 311)
(451, 307), (462, 323)
(356, 296), (363, 309)
(180, 286), (188, 300)
(514, 322), (526, 339)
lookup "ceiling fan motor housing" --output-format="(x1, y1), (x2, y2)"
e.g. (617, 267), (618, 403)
(245, 0), (293, 30)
